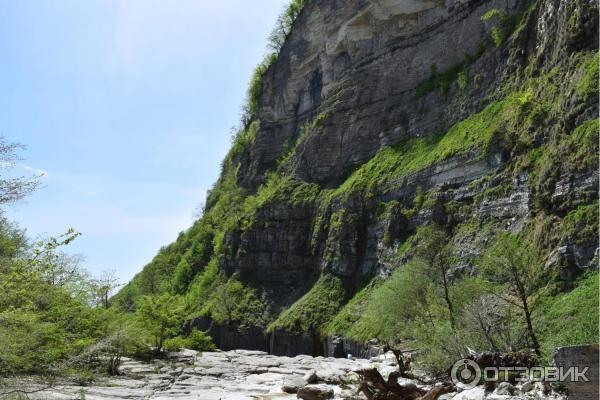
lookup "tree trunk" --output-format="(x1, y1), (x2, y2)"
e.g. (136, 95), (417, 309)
(441, 272), (455, 329)
(520, 295), (541, 356)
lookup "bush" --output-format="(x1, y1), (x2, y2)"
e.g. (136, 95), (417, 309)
(163, 330), (216, 352)
(186, 329), (216, 352)
(163, 336), (187, 352)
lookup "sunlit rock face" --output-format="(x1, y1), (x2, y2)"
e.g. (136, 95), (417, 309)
(121, 0), (598, 359)
(222, 0), (597, 312)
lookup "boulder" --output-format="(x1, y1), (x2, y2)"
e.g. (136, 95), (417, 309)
(282, 375), (307, 394)
(553, 344), (599, 400)
(297, 384), (334, 400)
(451, 386), (486, 400)
(520, 381), (534, 393)
(303, 369), (318, 384)
(494, 382), (516, 396)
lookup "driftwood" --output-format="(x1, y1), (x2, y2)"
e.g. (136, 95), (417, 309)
(382, 346), (427, 383)
(357, 368), (454, 400)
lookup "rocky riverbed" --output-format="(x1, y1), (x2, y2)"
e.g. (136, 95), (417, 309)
(21, 349), (371, 399)
(16, 349), (567, 400)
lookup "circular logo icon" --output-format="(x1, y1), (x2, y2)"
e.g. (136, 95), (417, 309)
(451, 359), (482, 389)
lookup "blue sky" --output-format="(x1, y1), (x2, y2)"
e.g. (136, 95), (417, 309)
(0, 0), (288, 283)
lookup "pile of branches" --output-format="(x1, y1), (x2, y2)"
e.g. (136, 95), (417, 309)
(357, 347), (454, 400)
(465, 351), (537, 370)
(357, 368), (454, 400)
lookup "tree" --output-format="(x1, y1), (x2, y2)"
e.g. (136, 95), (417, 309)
(94, 270), (121, 309)
(209, 279), (270, 330)
(102, 315), (145, 375)
(414, 224), (456, 328)
(0, 137), (42, 204)
(480, 232), (545, 356)
(357, 261), (431, 343)
(267, 0), (306, 52)
(136, 294), (183, 352)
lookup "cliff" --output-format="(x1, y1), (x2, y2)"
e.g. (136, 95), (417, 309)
(117, 0), (599, 360)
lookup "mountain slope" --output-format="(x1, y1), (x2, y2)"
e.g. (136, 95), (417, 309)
(116, 0), (599, 362)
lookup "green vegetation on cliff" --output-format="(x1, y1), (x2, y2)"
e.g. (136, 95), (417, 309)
(110, 0), (598, 377)
(268, 274), (345, 335)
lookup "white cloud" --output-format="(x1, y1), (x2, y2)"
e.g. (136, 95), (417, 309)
(86, 191), (98, 196)
(22, 164), (48, 177)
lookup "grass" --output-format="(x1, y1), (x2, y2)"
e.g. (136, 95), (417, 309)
(324, 279), (379, 337)
(575, 52), (599, 99)
(538, 272), (599, 362)
(560, 202), (599, 246)
(267, 273), (345, 335)
(329, 91), (535, 200)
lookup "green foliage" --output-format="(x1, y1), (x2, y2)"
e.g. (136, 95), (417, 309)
(0, 310), (69, 374)
(135, 293), (184, 351)
(414, 37), (490, 98)
(185, 329), (217, 351)
(242, 54), (278, 124)
(331, 92), (534, 200)
(529, 119), (599, 209)
(479, 232), (545, 355)
(268, 0), (306, 52)
(324, 279), (379, 337)
(100, 312), (148, 375)
(457, 69), (468, 90)
(185, 259), (220, 312)
(241, 0), (307, 124)
(575, 52), (599, 98)
(163, 329), (216, 352)
(344, 262), (430, 343)
(559, 203), (598, 246)
(481, 8), (509, 23)
(538, 272), (599, 361)
(268, 274), (345, 335)
(416, 63), (466, 97)
(481, 9), (509, 47)
(277, 112), (328, 168)
(203, 278), (271, 331)
(0, 220), (147, 378)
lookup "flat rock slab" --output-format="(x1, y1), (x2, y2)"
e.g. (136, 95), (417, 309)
(22, 350), (373, 399)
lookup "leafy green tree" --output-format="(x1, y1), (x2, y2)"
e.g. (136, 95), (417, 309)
(480, 232), (545, 356)
(414, 224), (456, 328)
(354, 261), (431, 343)
(268, 0), (306, 52)
(101, 314), (146, 375)
(136, 293), (183, 352)
(208, 279), (270, 330)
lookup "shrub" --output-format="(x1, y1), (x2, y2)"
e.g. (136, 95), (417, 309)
(163, 330), (216, 352)
(186, 329), (216, 352)
(163, 336), (187, 352)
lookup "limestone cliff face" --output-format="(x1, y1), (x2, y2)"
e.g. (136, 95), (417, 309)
(121, 0), (599, 357)
(242, 0), (507, 187)
(226, 0), (597, 300)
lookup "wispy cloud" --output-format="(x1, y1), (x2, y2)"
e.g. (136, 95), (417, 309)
(86, 191), (97, 196)
(22, 164), (48, 177)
